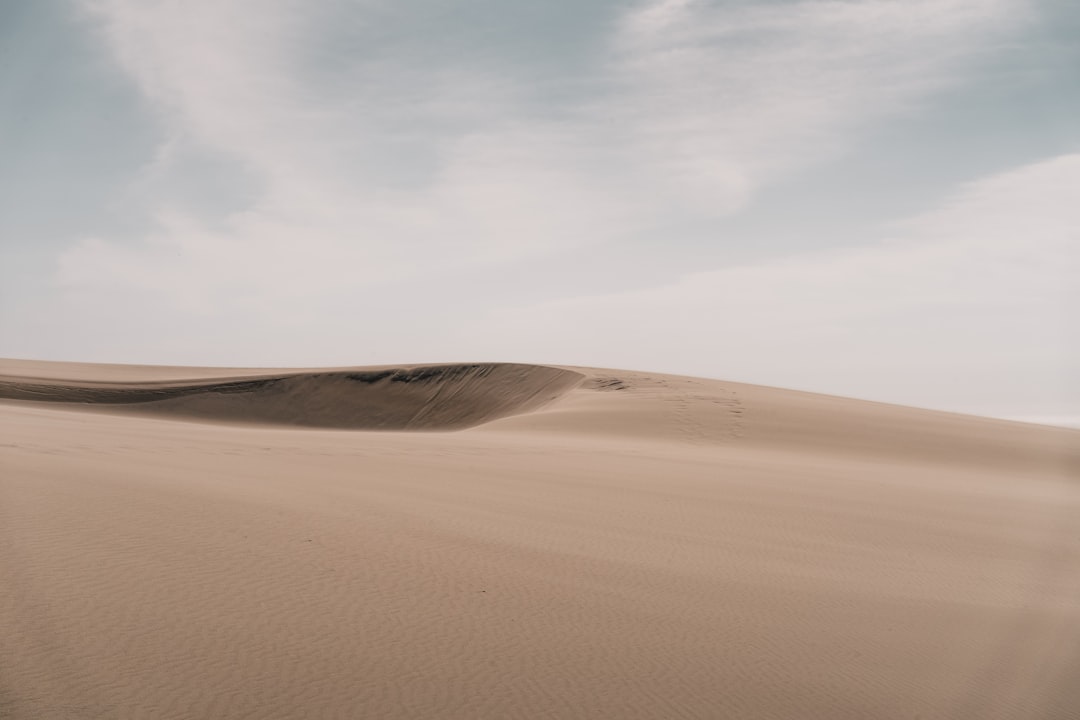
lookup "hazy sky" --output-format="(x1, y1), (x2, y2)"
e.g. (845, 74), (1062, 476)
(1, 0), (1077, 424)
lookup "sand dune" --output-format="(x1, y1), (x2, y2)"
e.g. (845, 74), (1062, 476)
(0, 362), (584, 430)
(2, 359), (1078, 719)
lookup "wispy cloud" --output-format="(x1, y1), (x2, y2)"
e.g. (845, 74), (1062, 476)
(59, 0), (1026, 314)
(607, 0), (1028, 211)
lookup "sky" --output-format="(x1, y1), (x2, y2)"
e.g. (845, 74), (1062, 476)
(1, 0), (1077, 425)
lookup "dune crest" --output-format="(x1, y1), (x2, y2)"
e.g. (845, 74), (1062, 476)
(0, 363), (584, 430)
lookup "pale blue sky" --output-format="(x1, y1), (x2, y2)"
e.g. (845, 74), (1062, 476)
(1, 0), (1077, 424)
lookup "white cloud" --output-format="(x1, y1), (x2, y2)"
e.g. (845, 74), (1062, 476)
(57, 0), (1027, 315)
(459, 153), (1078, 417)
(82, 0), (316, 177)
(607, 0), (1027, 211)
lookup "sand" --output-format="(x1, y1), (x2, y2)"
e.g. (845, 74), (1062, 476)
(1, 359), (1078, 719)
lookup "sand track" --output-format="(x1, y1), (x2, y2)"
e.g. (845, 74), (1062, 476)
(0, 363), (584, 430)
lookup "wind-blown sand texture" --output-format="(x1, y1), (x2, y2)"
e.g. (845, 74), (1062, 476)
(2, 359), (1078, 719)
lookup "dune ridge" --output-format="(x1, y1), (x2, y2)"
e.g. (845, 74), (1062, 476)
(0, 363), (584, 430)
(1, 359), (1075, 470)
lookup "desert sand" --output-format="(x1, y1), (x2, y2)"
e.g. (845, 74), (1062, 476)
(1, 358), (1078, 719)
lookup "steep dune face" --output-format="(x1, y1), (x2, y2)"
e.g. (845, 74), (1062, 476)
(0, 363), (584, 430)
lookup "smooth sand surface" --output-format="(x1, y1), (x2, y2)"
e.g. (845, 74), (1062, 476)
(2, 359), (1078, 719)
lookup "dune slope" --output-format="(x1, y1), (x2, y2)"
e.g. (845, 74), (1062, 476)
(2, 359), (1078, 720)
(0, 362), (584, 430)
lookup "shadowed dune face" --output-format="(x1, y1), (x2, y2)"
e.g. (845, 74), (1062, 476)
(0, 364), (585, 430)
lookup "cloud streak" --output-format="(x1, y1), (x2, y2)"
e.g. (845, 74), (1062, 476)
(62, 0), (1027, 308)
(608, 0), (1027, 210)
